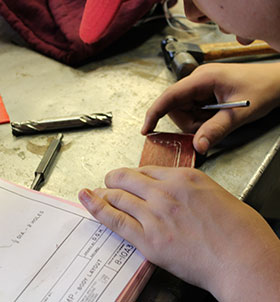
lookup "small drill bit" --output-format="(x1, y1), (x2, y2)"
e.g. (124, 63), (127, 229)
(11, 112), (112, 136)
(31, 133), (63, 191)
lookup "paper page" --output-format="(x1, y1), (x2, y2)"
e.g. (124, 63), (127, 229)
(0, 178), (146, 302)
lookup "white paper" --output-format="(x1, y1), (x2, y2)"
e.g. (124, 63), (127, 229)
(0, 178), (145, 302)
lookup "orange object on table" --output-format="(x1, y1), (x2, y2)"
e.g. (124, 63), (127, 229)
(0, 95), (10, 124)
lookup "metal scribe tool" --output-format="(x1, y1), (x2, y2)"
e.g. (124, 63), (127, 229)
(201, 100), (250, 110)
(31, 133), (63, 191)
(11, 112), (112, 136)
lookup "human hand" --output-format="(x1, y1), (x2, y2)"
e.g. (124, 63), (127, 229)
(141, 62), (280, 154)
(79, 166), (280, 300)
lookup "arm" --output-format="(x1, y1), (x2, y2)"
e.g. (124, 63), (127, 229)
(142, 62), (280, 154)
(79, 166), (280, 301)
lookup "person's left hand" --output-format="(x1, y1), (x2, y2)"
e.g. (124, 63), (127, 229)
(78, 166), (280, 300)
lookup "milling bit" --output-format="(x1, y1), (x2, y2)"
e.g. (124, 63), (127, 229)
(11, 112), (112, 136)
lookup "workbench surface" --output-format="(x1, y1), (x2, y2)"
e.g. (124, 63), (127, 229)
(0, 3), (279, 301)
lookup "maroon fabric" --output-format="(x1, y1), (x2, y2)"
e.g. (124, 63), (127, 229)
(0, 0), (87, 65)
(0, 0), (165, 66)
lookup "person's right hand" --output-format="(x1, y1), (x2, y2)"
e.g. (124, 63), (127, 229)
(141, 62), (280, 154)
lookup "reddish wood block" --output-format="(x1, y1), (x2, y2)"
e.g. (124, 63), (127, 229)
(139, 132), (195, 168)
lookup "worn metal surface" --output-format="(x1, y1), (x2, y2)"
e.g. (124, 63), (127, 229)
(0, 2), (279, 301)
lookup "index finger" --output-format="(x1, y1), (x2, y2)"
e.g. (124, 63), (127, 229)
(141, 69), (216, 135)
(105, 167), (159, 201)
(79, 188), (145, 247)
(141, 82), (194, 135)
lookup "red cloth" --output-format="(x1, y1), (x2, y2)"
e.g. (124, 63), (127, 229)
(0, 0), (162, 66)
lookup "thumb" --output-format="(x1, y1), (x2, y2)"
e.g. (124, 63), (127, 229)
(193, 110), (238, 154)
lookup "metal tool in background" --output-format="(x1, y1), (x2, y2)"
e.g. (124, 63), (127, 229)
(31, 133), (63, 191)
(161, 36), (278, 80)
(11, 112), (113, 136)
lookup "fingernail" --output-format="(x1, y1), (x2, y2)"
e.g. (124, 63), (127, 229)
(141, 126), (147, 135)
(198, 137), (210, 154)
(78, 189), (93, 205)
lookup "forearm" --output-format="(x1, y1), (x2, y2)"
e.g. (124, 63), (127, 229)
(212, 227), (280, 301)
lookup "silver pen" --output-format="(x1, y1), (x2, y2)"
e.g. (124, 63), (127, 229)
(31, 133), (63, 191)
(201, 100), (250, 110)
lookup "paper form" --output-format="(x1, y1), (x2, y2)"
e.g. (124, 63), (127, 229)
(0, 178), (146, 302)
